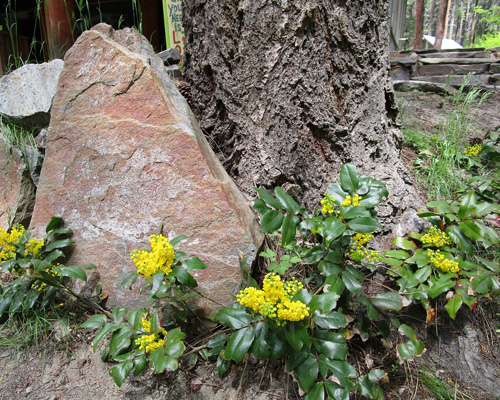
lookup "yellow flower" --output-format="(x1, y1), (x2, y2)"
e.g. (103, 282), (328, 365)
(348, 233), (381, 262)
(464, 144), (482, 157)
(421, 226), (452, 248)
(131, 235), (175, 280)
(321, 193), (336, 215)
(135, 316), (167, 353)
(427, 250), (460, 273)
(237, 273), (309, 324)
(342, 194), (362, 207)
(0, 225), (25, 261)
(24, 238), (45, 258)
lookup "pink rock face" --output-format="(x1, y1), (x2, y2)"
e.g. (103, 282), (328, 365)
(30, 24), (262, 315)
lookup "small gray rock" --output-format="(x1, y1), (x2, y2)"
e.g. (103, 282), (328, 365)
(158, 48), (182, 65)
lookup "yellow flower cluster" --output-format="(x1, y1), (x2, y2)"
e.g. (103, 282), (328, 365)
(134, 317), (167, 353)
(342, 194), (362, 207)
(237, 273), (309, 324)
(464, 144), (482, 157)
(349, 233), (382, 262)
(320, 193), (336, 215)
(24, 238), (45, 258)
(427, 250), (460, 273)
(0, 225), (25, 261)
(421, 226), (452, 247)
(131, 235), (175, 280)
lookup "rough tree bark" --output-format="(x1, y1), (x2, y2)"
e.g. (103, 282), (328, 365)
(414, 0), (425, 49)
(182, 0), (423, 240)
(435, 0), (449, 49)
(427, 0), (438, 35)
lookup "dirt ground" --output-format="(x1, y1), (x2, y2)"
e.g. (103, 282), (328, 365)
(1, 89), (500, 400)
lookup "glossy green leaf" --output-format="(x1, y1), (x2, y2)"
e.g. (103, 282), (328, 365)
(45, 238), (74, 252)
(314, 330), (348, 360)
(170, 265), (197, 287)
(325, 381), (350, 400)
(92, 323), (121, 352)
(413, 265), (432, 283)
(445, 293), (463, 320)
(397, 339), (425, 361)
(384, 249), (410, 260)
(169, 234), (188, 248)
(304, 382), (325, 400)
(308, 292), (340, 313)
(149, 348), (169, 374)
(207, 333), (227, 349)
(126, 309), (145, 330)
(281, 214), (299, 246)
(369, 292), (403, 311)
(458, 190), (477, 220)
(340, 163), (359, 193)
(53, 265), (87, 282)
(45, 216), (63, 233)
(45, 250), (65, 263)
(428, 276), (454, 299)
(326, 183), (349, 204)
(294, 355), (319, 392)
(458, 221), (482, 241)
(165, 339), (185, 359)
(275, 186), (300, 214)
(133, 354), (147, 376)
(254, 187), (282, 210)
(392, 237), (417, 250)
(427, 200), (453, 213)
(182, 257), (208, 271)
(475, 256), (500, 273)
(318, 354), (357, 380)
(357, 375), (384, 400)
(341, 206), (371, 219)
(313, 310), (348, 329)
(323, 274), (345, 295)
(286, 349), (309, 371)
(342, 269), (362, 293)
(252, 198), (271, 215)
(398, 324), (417, 340)
(471, 273), (494, 294)
(109, 360), (134, 387)
(216, 307), (251, 329)
(250, 322), (270, 359)
(323, 218), (347, 241)
(347, 217), (381, 233)
(224, 326), (255, 364)
(267, 329), (286, 359)
(260, 210), (284, 233)
(80, 314), (108, 329)
(217, 354), (231, 374)
(109, 326), (134, 358)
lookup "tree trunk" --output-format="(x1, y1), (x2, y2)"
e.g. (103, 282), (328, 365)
(447, 0), (457, 39)
(456, 1), (465, 44)
(435, 0), (449, 49)
(444, 0), (452, 40)
(427, 0), (437, 35)
(414, 0), (425, 49)
(182, 0), (423, 235)
(469, 0), (479, 46)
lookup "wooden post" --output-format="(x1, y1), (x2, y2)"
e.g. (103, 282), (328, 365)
(43, 0), (76, 59)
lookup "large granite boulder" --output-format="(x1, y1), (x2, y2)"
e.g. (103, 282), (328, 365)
(30, 24), (263, 314)
(0, 59), (63, 129)
(0, 141), (36, 228)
